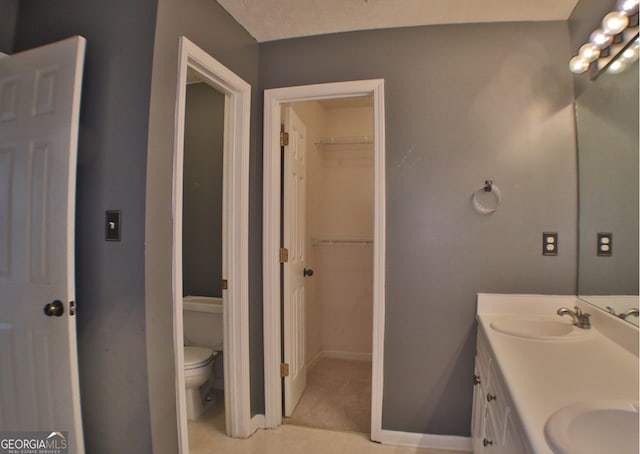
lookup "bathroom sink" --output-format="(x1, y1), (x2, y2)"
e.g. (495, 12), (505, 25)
(489, 316), (590, 340)
(545, 400), (639, 454)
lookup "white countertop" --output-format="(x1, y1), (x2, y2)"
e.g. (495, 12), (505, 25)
(477, 293), (639, 454)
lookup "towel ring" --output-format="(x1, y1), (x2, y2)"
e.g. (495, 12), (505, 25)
(472, 180), (502, 215)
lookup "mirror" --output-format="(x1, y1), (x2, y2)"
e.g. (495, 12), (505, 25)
(576, 39), (639, 326)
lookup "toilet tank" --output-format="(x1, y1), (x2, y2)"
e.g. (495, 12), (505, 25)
(183, 296), (223, 350)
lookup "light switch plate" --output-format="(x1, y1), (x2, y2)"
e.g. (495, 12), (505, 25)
(543, 232), (558, 256)
(106, 210), (121, 241)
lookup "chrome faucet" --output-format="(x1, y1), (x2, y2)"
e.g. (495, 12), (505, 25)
(619, 308), (639, 320)
(557, 305), (591, 329)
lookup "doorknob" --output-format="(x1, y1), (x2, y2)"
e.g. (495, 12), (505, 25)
(303, 268), (314, 277)
(44, 300), (64, 317)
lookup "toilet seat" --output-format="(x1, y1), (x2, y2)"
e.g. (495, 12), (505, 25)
(184, 346), (214, 370)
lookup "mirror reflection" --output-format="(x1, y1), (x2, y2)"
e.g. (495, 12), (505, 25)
(576, 41), (639, 326)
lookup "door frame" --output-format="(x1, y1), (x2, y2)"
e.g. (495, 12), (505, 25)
(262, 79), (386, 441)
(173, 36), (251, 450)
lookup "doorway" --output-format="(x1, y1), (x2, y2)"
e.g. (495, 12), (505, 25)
(283, 98), (375, 433)
(172, 37), (251, 453)
(262, 79), (386, 441)
(181, 75), (228, 444)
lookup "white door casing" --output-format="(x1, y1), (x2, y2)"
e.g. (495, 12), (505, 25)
(263, 80), (386, 440)
(282, 107), (307, 417)
(172, 36), (252, 452)
(0, 36), (86, 452)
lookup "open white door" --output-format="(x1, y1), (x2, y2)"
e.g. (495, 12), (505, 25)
(282, 106), (308, 416)
(0, 37), (86, 452)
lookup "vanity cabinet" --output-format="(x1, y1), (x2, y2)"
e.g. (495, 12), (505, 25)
(471, 328), (531, 454)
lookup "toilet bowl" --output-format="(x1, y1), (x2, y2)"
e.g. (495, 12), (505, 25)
(184, 346), (216, 420)
(211, 344), (224, 391)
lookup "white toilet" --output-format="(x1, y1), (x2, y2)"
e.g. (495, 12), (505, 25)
(184, 345), (217, 420)
(183, 296), (224, 420)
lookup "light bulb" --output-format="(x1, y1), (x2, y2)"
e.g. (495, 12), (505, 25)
(621, 45), (639, 62)
(578, 43), (601, 62)
(616, 0), (639, 14)
(590, 29), (614, 49)
(569, 56), (590, 74)
(607, 59), (627, 73)
(602, 11), (629, 34)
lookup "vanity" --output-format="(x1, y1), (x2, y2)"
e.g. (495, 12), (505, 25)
(471, 293), (639, 454)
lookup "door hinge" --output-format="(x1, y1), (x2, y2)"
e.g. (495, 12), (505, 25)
(279, 248), (289, 263)
(280, 363), (290, 377)
(280, 131), (289, 147)
(222, 279), (228, 290)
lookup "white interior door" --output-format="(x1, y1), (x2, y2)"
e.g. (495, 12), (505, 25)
(283, 106), (307, 416)
(0, 36), (86, 452)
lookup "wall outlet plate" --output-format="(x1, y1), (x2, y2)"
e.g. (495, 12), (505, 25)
(597, 232), (612, 256)
(543, 232), (558, 256)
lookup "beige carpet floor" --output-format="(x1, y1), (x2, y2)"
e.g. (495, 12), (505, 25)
(187, 378), (471, 453)
(285, 357), (372, 433)
(188, 399), (469, 453)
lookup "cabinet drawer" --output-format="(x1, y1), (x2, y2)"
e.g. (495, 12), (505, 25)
(486, 359), (507, 431)
(471, 364), (487, 446)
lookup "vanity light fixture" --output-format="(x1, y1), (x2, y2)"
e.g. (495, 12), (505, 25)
(607, 57), (628, 73)
(607, 36), (640, 73)
(578, 42), (601, 62)
(618, 0), (640, 15)
(602, 11), (630, 34)
(569, 0), (639, 75)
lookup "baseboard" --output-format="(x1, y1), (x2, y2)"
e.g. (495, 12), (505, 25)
(323, 350), (372, 362)
(305, 351), (323, 370)
(250, 414), (265, 436)
(376, 429), (472, 452)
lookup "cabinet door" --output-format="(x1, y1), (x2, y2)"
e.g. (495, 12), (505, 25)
(471, 363), (487, 451)
(481, 408), (499, 453)
(502, 407), (530, 454)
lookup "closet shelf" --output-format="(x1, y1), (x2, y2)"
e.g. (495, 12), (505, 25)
(313, 135), (373, 146)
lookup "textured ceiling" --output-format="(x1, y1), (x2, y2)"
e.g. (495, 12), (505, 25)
(216, 0), (580, 42)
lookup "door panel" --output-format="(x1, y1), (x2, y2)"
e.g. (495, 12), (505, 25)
(283, 106), (308, 416)
(0, 323), (18, 429)
(0, 146), (12, 276)
(0, 36), (86, 452)
(29, 142), (51, 283)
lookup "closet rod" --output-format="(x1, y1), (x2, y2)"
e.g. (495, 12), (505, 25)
(313, 135), (373, 145)
(312, 238), (373, 247)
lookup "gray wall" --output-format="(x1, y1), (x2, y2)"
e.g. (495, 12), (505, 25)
(144, 0), (260, 452)
(0, 0), (18, 53)
(183, 83), (224, 298)
(10, 2), (585, 447)
(14, 0), (157, 452)
(260, 22), (578, 435)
